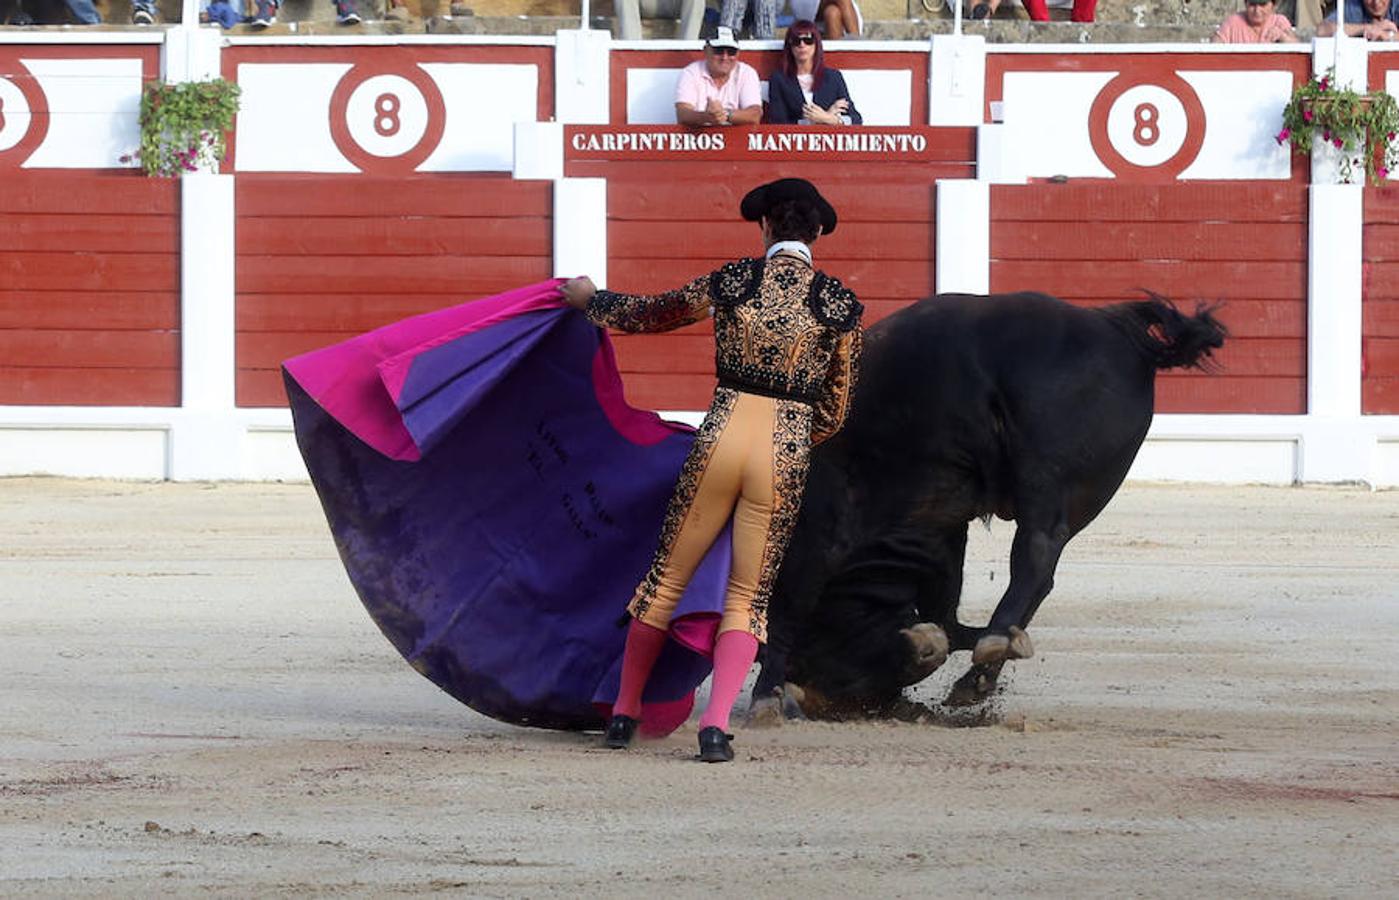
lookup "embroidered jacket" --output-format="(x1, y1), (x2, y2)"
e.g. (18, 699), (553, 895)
(585, 255), (863, 444)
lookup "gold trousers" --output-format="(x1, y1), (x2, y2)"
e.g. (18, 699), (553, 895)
(628, 388), (813, 643)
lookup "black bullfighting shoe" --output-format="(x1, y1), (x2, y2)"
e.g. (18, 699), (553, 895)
(971, 626), (1035, 665)
(602, 715), (638, 749)
(696, 726), (735, 763)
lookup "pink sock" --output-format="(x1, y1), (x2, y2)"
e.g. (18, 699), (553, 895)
(698, 630), (760, 732)
(612, 619), (668, 719)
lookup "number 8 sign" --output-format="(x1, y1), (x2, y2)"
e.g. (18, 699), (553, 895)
(1088, 72), (1205, 181)
(329, 62), (445, 174)
(0, 64), (50, 170)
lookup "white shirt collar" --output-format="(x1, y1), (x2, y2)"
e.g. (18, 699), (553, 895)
(765, 240), (813, 266)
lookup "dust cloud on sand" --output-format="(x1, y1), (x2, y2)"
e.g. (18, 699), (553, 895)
(1, 478), (1395, 896)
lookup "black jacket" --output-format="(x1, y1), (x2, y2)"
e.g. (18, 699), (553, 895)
(766, 68), (863, 125)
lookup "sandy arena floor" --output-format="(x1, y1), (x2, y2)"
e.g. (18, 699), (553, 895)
(0, 478), (1395, 897)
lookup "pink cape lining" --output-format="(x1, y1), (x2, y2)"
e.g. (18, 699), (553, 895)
(283, 279), (687, 460)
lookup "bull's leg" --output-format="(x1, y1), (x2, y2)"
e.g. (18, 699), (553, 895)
(945, 509), (1067, 705)
(746, 620), (802, 726)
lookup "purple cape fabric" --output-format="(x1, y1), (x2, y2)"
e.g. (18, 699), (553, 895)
(283, 280), (728, 732)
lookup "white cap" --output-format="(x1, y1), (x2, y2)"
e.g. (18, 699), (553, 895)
(706, 26), (740, 50)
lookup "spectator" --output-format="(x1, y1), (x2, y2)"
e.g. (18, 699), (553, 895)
(675, 27), (763, 128)
(1287, 0), (1335, 30)
(617, 0), (704, 40)
(201, 0), (242, 27)
(7, 0), (101, 23)
(967, 0), (1096, 22)
(1317, 0), (1399, 37)
(722, 0), (778, 38)
(250, 0), (362, 26)
(1214, 0), (1299, 41)
(790, 0), (863, 37)
(766, 21), (863, 125)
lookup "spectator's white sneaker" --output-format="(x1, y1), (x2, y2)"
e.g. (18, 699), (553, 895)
(335, 0), (361, 23)
(131, 8), (155, 23)
(251, 0), (277, 26)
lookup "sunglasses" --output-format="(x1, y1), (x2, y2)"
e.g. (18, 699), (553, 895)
(792, 34), (816, 45)
(709, 46), (738, 56)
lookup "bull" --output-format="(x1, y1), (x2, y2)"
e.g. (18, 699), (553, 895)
(749, 291), (1227, 720)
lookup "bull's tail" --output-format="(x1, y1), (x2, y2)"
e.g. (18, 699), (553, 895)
(1102, 291), (1228, 372)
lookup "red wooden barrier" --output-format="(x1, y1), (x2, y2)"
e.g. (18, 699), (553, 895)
(566, 125), (973, 411)
(0, 172), (180, 406)
(234, 174), (553, 407)
(991, 183), (1308, 414)
(1363, 190), (1399, 414)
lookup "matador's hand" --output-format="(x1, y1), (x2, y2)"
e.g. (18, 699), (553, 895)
(558, 276), (597, 310)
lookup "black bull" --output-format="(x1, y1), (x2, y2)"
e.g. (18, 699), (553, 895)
(750, 291), (1227, 718)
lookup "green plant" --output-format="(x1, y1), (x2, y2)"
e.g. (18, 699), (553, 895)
(124, 79), (241, 177)
(1278, 68), (1399, 185)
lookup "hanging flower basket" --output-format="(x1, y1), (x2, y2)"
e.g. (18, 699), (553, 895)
(1278, 69), (1399, 185)
(122, 78), (242, 177)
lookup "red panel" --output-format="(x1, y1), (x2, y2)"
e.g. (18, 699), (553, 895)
(238, 255), (552, 296)
(237, 216), (550, 258)
(1155, 376), (1305, 414)
(0, 252), (180, 292)
(990, 260), (1306, 301)
(235, 174), (553, 408)
(0, 292), (178, 330)
(0, 171), (177, 214)
(0, 367), (178, 406)
(1366, 336), (1399, 372)
(237, 370), (289, 409)
(3, 214), (179, 252)
(0, 330), (179, 368)
(1363, 299), (1399, 338)
(0, 173), (180, 407)
(1364, 193), (1399, 412)
(991, 183), (1308, 414)
(1363, 377), (1399, 411)
(620, 373), (719, 413)
(236, 175), (551, 218)
(611, 334), (715, 374)
(237, 293), (483, 332)
(993, 221), (1305, 262)
(606, 174), (939, 222)
(991, 183), (1307, 223)
(600, 156), (944, 410)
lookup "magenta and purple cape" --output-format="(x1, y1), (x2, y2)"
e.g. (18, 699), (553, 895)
(282, 280), (729, 736)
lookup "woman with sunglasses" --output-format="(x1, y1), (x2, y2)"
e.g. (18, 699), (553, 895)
(766, 21), (863, 126)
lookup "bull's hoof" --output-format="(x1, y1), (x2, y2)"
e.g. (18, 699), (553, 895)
(781, 685), (807, 721)
(900, 623), (950, 684)
(745, 694), (785, 728)
(944, 666), (1000, 707)
(971, 626), (1034, 665)
(745, 685), (808, 727)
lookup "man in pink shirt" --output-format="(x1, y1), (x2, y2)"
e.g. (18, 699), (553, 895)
(675, 27), (764, 127)
(1214, 0), (1298, 42)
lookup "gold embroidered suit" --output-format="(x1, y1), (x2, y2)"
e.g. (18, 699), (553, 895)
(586, 255), (862, 642)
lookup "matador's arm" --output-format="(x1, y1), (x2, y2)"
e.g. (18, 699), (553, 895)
(584, 274), (713, 334)
(810, 326), (862, 446)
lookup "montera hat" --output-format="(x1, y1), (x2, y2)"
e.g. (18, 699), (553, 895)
(706, 26), (740, 50)
(740, 178), (838, 235)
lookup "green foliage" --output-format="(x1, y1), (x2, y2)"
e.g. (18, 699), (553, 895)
(1278, 68), (1399, 185)
(127, 79), (242, 177)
